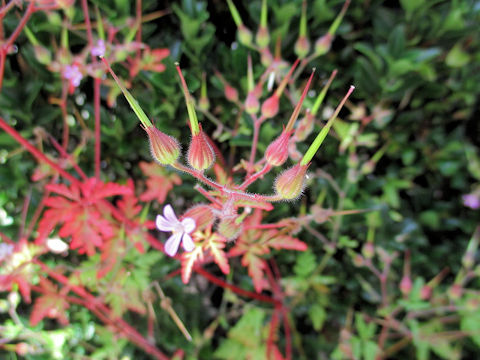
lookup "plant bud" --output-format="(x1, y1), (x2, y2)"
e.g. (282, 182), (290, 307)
(362, 242), (375, 259)
(34, 45), (52, 65)
(314, 33), (333, 56)
(182, 204), (215, 231)
(188, 129), (215, 171)
(294, 36), (310, 59)
(361, 160), (375, 175)
(256, 26), (270, 49)
(238, 25), (253, 46)
(400, 275), (412, 295)
(198, 96), (210, 111)
(217, 216), (243, 241)
(420, 285), (432, 300)
(225, 85), (239, 103)
(260, 48), (273, 67)
(261, 94), (279, 119)
(144, 126), (181, 165)
(275, 163), (309, 200)
(265, 129), (292, 166)
(245, 91), (260, 114)
(448, 284), (462, 300)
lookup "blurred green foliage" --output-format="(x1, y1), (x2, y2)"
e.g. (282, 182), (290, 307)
(1, 0), (480, 359)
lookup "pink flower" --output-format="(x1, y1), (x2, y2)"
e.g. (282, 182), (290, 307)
(63, 64), (83, 87)
(91, 39), (106, 57)
(156, 205), (196, 257)
(463, 193), (480, 209)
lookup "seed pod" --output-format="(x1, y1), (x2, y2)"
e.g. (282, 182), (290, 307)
(265, 129), (292, 166)
(144, 126), (181, 165)
(274, 163), (309, 200)
(187, 129), (215, 171)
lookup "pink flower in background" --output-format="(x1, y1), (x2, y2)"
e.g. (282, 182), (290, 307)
(156, 204), (196, 257)
(463, 193), (480, 209)
(63, 64), (83, 89)
(91, 39), (106, 57)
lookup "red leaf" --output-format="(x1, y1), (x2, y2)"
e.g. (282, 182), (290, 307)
(181, 246), (204, 284)
(205, 232), (230, 275)
(37, 178), (131, 255)
(30, 278), (69, 326)
(139, 162), (181, 203)
(229, 210), (307, 293)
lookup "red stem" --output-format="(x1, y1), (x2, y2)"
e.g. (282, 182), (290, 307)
(60, 83), (69, 150)
(136, 0), (142, 59)
(194, 267), (280, 306)
(248, 119), (261, 172)
(0, 117), (79, 184)
(80, 0), (94, 47)
(238, 163), (272, 190)
(94, 77), (101, 179)
(46, 133), (88, 181)
(267, 309), (280, 359)
(25, 190), (50, 240)
(34, 260), (169, 360)
(280, 306), (292, 360)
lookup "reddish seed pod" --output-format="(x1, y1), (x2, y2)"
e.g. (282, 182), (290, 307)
(182, 204), (215, 231)
(274, 163), (309, 200)
(187, 129), (215, 171)
(144, 126), (181, 165)
(256, 26), (270, 49)
(315, 33), (333, 56)
(245, 91), (260, 114)
(217, 216), (243, 241)
(400, 276), (412, 295)
(225, 85), (239, 103)
(294, 36), (311, 59)
(265, 129), (293, 167)
(261, 94), (279, 119)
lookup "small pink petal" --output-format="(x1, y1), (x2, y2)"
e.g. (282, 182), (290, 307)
(163, 204), (178, 223)
(164, 232), (182, 257)
(182, 234), (195, 252)
(181, 217), (196, 234)
(156, 215), (174, 231)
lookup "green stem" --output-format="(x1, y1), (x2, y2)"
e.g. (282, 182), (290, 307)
(311, 69), (337, 116)
(101, 58), (152, 128)
(226, 0), (243, 26)
(328, 0), (351, 35)
(301, 85), (354, 165)
(176, 64), (200, 135)
(285, 68), (315, 132)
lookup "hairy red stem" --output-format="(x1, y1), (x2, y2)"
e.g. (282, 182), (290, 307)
(94, 77), (101, 179)
(34, 260), (169, 360)
(0, 117), (79, 184)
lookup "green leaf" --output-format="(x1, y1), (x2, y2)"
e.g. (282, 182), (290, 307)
(309, 304), (326, 331)
(294, 250), (316, 277)
(446, 43), (471, 68)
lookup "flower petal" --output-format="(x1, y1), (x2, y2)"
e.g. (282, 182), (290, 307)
(181, 217), (196, 234)
(164, 232), (182, 257)
(156, 215), (174, 231)
(182, 234), (195, 252)
(163, 204), (178, 223)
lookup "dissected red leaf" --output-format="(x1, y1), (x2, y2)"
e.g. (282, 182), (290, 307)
(30, 278), (69, 326)
(37, 178), (131, 256)
(139, 161), (181, 203)
(229, 210), (307, 292)
(181, 246), (204, 284)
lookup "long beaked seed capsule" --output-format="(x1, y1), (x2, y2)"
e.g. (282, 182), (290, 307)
(274, 163), (309, 200)
(144, 125), (181, 165)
